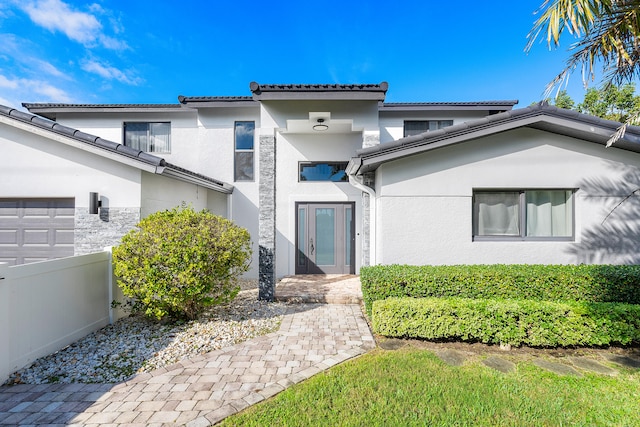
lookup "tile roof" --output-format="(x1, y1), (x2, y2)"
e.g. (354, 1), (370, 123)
(249, 81), (389, 101)
(349, 102), (640, 174)
(0, 105), (232, 193)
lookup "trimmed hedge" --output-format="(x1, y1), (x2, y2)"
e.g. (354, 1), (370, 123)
(361, 264), (640, 316)
(372, 297), (640, 347)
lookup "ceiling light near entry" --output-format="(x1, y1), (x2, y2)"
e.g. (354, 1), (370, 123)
(313, 118), (329, 131)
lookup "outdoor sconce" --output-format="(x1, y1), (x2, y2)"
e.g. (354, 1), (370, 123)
(89, 192), (102, 214)
(313, 118), (329, 131)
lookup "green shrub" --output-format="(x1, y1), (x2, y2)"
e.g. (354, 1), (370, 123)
(372, 297), (640, 347)
(361, 264), (640, 316)
(112, 206), (252, 321)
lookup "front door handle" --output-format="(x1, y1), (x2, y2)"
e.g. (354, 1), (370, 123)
(310, 238), (315, 255)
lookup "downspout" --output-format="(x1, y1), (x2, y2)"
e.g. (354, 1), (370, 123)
(347, 158), (377, 266)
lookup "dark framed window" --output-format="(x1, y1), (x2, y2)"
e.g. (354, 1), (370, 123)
(299, 162), (348, 182)
(404, 120), (453, 137)
(234, 121), (255, 181)
(473, 189), (574, 241)
(123, 122), (170, 153)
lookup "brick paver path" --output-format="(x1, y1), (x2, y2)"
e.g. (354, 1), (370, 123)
(0, 304), (375, 426)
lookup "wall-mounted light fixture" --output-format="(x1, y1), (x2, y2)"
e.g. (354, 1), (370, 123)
(313, 118), (329, 131)
(89, 192), (102, 214)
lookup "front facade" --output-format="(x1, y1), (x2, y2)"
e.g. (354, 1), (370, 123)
(23, 82), (518, 297)
(18, 81), (640, 298)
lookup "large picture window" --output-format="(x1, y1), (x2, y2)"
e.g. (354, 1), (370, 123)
(234, 121), (255, 181)
(124, 122), (170, 153)
(473, 189), (574, 240)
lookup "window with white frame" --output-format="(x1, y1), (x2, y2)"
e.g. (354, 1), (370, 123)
(404, 120), (453, 137)
(473, 189), (574, 240)
(234, 121), (255, 181)
(124, 122), (171, 153)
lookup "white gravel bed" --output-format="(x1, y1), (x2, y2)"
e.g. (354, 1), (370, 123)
(4, 281), (288, 385)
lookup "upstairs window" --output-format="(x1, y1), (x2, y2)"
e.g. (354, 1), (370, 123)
(473, 189), (574, 240)
(404, 120), (453, 137)
(299, 162), (348, 182)
(124, 122), (171, 153)
(235, 121), (255, 181)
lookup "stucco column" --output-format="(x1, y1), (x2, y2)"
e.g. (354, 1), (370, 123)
(258, 132), (276, 301)
(360, 131), (379, 267)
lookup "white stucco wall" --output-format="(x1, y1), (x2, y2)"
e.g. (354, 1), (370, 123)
(379, 110), (492, 143)
(140, 172), (228, 218)
(375, 128), (640, 265)
(1, 122), (142, 207)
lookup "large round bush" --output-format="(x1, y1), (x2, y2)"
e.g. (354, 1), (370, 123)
(112, 206), (252, 320)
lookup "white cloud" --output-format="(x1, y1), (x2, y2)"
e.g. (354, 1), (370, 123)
(81, 59), (142, 85)
(17, 0), (128, 50)
(0, 73), (73, 105)
(0, 75), (19, 89)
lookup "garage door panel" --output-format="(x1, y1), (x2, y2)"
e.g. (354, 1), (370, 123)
(0, 230), (18, 244)
(0, 198), (75, 265)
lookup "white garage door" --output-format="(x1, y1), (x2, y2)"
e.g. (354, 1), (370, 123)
(0, 198), (75, 265)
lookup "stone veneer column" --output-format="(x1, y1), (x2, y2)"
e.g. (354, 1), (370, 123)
(258, 133), (276, 301)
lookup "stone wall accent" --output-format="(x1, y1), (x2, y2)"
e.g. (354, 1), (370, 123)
(75, 207), (140, 255)
(362, 131), (380, 148)
(258, 133), (276, 301)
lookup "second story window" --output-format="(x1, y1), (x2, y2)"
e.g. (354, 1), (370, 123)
(404, 120), (453, 137)
(235, 121), (255, 181)
(124, 122), (171, 153)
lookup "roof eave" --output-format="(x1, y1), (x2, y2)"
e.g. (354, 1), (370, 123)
(355, 106), (640, 174)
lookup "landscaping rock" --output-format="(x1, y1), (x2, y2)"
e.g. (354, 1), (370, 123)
(605, 354), (640, 369)
(532, 359), (582, 376)
(569, 357), (618, 376)
(434, 349), (467, 366)
(482, 356), (516, 373)
(378, 338), (406, 350)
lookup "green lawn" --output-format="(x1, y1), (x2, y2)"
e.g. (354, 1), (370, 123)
(219, 348), (640, 427)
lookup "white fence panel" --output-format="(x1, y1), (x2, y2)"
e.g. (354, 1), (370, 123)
(0, 252), (111, 384)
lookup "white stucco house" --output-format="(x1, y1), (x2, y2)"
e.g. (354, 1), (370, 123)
(3, 81), (640, 299)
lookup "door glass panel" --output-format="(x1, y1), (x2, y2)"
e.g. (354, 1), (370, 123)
(298, 207), (306, 266)
(315, 208), (335, 265)
(345, 207), (352, 266)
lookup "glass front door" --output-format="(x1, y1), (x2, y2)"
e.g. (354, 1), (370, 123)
(296, 203), (355, 274)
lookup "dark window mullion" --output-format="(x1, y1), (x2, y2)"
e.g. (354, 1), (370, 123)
(519, 191), (526, 238)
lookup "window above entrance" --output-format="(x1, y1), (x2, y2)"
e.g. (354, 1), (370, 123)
(299, 162), (349, 182)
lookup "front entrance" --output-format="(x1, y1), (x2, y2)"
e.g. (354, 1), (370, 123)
(296, 202), (355, 274)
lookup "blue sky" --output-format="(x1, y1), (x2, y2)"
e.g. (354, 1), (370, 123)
(0, 0), (600, 110)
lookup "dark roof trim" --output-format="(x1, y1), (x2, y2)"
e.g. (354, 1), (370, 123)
(380, 100), (519, 112)
(23, 103), (184, 120)
(0, 105), (233, 193)
(249, 81), (389, 101)
(349, 103), (640, 175)
(177, 95), (257, 108)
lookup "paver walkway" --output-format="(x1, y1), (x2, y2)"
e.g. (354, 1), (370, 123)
(0, 303), (375, 426)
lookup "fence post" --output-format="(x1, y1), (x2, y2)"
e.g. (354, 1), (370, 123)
(105, 247), (114, 324)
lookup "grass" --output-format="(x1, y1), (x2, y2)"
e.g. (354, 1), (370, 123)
(219, 348), (640, 427)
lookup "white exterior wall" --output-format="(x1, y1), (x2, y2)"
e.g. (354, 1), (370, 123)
(140, 172), (227, 218)
(376, 128), (640, 265)
(1, 122), (142, 208)
(379, 110), (491, 143)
